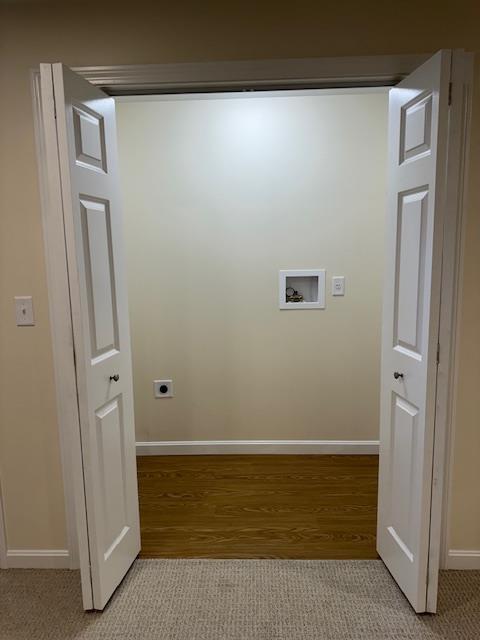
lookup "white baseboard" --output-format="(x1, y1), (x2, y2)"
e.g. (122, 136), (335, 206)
(136, 440), (380, 456)
(0, 481), (7, 569)
(445, 549), (480, 570)
(6, 549), (70, 569)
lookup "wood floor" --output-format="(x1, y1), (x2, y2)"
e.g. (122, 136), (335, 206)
(137, 454), (379, 559)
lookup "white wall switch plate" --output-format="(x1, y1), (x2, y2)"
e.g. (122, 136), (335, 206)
(331, 276), (345, 296)
(15, 296), (35, 326)
(153, 379), (173, 398)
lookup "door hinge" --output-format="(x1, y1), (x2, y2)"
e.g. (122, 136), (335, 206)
(436, 342), (440, 365)
(448, 82), (453, 106)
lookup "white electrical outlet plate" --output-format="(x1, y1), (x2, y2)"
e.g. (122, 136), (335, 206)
(15, 296), (35, 326)
(153, 379), (173, 398)
(331, 276), (345, 296)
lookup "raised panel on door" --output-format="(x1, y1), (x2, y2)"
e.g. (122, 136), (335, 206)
(399, 91), (433, 163)
(388, 395), (420, 563)
(80, 196), (119, 362)
(73, 103), (107, 172)
(95, 397), (130, 561)
(393, 188), (428, 359)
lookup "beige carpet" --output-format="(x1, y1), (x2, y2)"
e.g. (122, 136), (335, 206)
(1, 560), (479, 639)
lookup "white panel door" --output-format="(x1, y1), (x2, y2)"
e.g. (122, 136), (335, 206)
(377, 51), (451, 613)
(52, 64), (140, 610)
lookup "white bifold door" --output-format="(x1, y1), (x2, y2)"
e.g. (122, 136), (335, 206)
(42, 51), (452, 613)
(377, 50), (451, 613)
(49, 64), (140, 610)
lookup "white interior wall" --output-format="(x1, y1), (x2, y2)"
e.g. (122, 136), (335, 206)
(116, 90), (388, 444)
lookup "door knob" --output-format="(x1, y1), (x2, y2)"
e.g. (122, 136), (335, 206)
(110, 374), (120, 382)
(393, 371), (404, 380)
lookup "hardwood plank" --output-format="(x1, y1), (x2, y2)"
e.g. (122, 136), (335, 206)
(137, 454), (379, 559)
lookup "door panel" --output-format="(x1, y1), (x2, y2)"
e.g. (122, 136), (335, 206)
(394, 188), (428, 356)
(95, 397), (129, 557)
(80, 197), (119, 359)
(389, 394), (419, 562)
(73, 104), (107, 171)
(400, 92), (433, 162)
(377, 50), (451, 613)
(52, 64), (140, 610)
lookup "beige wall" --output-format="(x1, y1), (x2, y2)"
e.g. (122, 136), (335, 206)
(0, 1), (478, 554)
(116, 92), (387, 442)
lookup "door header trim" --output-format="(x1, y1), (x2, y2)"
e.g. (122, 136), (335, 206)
(71, 54), (430, 95)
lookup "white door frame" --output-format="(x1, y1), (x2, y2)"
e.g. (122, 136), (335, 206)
(426, 51), (474, 604)
(28, 53), (472, 602)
